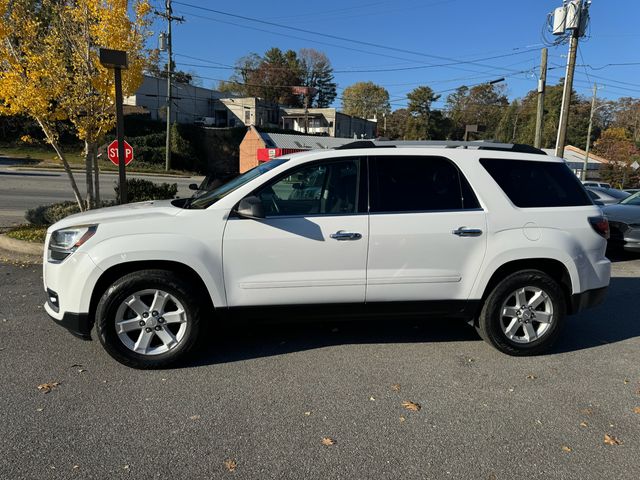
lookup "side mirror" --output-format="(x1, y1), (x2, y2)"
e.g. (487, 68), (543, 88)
(188, 183), (198, 190)
(236, 196), (265, 219)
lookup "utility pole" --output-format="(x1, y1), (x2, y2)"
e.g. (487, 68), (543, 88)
(534, 48), (548, 149)
(304, 92), (309, 134)
(582, 83), (597, 181)
(156, 0), (184, 171)
(554, 0), (590, 158)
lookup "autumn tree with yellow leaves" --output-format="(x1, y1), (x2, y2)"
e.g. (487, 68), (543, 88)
(0, 0), (151, 210)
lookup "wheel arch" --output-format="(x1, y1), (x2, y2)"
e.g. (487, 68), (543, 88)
(89, 260), (215, 327)
(479, 258), (573, 315)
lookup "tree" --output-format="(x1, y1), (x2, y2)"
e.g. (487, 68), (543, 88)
(611, 97), (640, 143)
(593, 127), (640, 188)
(341, 81), (390, 120)
(446, 83), (508, 140)
(146, 53), (196, 84)
(298, 48), (336, 108)
(0, 0), (151, 210)
(230, 48), (304, 106)
(385, 108), (410, 139)
(405, 86), (441, 139)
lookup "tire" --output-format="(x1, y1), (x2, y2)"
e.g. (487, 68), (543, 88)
(95, 269), (204, 369)
(477, 270), (566, 356)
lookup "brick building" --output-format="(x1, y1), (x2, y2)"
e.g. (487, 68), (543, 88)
(239, 126), (354, 172)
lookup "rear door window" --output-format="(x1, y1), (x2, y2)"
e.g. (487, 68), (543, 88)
(480, 158), (591, 208)
(370, 155), (480, 213)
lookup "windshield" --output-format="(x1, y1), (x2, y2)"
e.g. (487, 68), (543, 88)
(620, 191), (640, 205)
(188, 159), (288, 209)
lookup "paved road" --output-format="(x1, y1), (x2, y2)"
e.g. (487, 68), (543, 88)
(0, 256), (639, 479)
(0, 159), (203, 227)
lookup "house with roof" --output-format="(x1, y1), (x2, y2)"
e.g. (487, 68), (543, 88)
(542, 145), (610, 179)
(239, 126), (354, 172)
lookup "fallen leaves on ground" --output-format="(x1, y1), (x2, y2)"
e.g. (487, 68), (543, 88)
(580, 421), (588, 427)
(391, 384), (401, 392)
(623, 379), (630, 384)
(223, 459), (237, 472)
(399, 416), (406, 422)
(189, 415), (200, 420)
(526, 374), (537, 380)
(402, 401), (421, 412)
(321, 437), (336, 446)
(37, 382), (60, 393)
(604, 434), (622, 446)
(633, 407), (640, 414)
(304, 411), (311, 416)
(561, 446), (572, 453)
(369, 396), (376, 401)
(581, 408), (593, 416)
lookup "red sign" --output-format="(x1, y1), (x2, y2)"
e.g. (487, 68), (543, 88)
(107, 140), (134, 166)
(257, 148), (306, 162)
(291, 86), (317, 96)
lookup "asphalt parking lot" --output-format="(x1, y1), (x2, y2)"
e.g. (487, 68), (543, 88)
(0, 256), (639, 479)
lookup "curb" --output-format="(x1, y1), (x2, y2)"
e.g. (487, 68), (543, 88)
(0, 234), (44, 256)
(8, 165), (196, 179)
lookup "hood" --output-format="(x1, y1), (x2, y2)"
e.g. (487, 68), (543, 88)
(48, 199), (182, 232)
(602, 204), (640, 224)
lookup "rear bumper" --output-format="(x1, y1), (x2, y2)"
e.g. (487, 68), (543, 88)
(44, 302), (92, 339)
(570, 286), (608, 314)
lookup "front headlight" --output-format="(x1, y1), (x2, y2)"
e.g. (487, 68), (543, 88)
(48, 225), (97, 262)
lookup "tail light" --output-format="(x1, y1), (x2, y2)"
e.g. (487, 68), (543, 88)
(589, 216), (610, 240)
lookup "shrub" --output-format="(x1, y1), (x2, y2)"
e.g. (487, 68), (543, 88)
(5, 224), (48, 243)
(114, 178), (178, 203)
(25, 201), (81, 226)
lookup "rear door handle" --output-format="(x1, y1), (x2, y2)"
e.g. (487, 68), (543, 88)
(330, 230), (362, 241)
(452, 226), (483, 237)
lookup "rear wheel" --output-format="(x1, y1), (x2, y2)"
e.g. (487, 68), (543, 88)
(96, 269), (204, 369)
(477, 270), (566, 356)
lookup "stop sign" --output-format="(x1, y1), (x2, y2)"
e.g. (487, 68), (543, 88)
(107, 140), (134, 166)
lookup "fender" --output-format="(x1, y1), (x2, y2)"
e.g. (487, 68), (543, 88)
(82, 233), (225, 312)
(470, 227), (582, 299)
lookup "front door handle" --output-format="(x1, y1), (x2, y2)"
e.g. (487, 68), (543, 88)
(330, 230), (362, 241)
(452, 226), (483, 237)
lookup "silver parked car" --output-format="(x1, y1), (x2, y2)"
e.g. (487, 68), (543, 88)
(602, 191), (640, 253)
(585, 186), (630, 205)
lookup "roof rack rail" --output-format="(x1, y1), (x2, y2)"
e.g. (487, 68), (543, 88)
(335, 140), (395, 150)
(334, 140), (546, 155)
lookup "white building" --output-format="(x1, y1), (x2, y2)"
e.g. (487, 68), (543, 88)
(124, 75), (225, 123)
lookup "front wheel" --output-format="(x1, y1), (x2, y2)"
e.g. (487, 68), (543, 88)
(477, 270), (566, 356)
(95, 270), (204, 369)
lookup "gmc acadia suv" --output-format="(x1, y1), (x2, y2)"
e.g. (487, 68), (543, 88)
(43, 141), (611, 368)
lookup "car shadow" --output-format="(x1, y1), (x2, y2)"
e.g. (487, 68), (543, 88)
(183, 277), (640, 367)
(553, 276), (640, 353)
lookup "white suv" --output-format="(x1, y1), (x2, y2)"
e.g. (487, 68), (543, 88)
(43, 141), (611, 368)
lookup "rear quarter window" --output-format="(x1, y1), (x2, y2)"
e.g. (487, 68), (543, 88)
(480, 158), (592, 208)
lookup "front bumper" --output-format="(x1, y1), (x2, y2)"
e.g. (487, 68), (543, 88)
(44, 301), (92, 339)
(570, 286), (608, 314)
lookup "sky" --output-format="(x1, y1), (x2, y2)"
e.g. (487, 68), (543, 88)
(149, 0), (640, 110)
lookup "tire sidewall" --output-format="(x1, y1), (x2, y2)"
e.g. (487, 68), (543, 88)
(96, 271), (201, 368)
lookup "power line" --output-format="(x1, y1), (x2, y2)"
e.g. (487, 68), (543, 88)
(173, 1), (534, 75)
